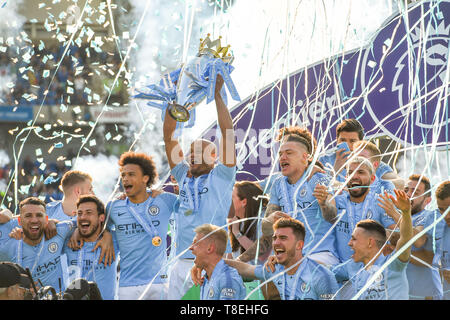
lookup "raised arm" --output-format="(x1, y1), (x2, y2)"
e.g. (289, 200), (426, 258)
(163, 108), (184, 169)
(215, 75), (236, 167)
(390, 189), (413, 263)
(313, 184), (337, 223)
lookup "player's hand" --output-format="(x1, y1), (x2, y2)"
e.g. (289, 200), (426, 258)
(313, 184), (329, 206)
(377, 191), (401, 221)
(190, 265), (204, 286)
(264, 255), (278, 273)
(68, 228), (83, 250)
(334, 148), (351, 174)
(0, 209), (13, 224)
(267, 211), (290, 224)
(9, 227), (23, 240)
(391, 189), (411, 214)
(44, 219), (58, 240)
(94, 230), (115, 266)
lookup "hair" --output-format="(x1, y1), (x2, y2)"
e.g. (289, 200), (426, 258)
(336, 119), (364, 140)
(277, 126), (315, 154)
(76, 195), (105, 216)
(273, 217), (306, 241)
(194, 224), (228, 256)
(19, 197), (46, 210)
(118, 151), (158, 187)
(436, 181), (450, 200)
(347, 156), (375, 176)
(61, 170), (92, 192)
(356, 219), (387, 249)
(408, 174), (431, 196)
(353, 140), (381, 163)
(229, 181), (268, 253)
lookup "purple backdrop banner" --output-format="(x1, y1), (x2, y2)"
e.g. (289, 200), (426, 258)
(202, 0), (450, 181)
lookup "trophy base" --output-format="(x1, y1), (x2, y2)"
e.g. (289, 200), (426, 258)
(168, 103), (190, 122)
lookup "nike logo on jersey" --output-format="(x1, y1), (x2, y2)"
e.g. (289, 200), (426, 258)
(118, 212), (127, 216)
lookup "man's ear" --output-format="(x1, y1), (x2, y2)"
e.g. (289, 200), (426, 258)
(99, 214), (105, 224)
(296, 240), (304, 252)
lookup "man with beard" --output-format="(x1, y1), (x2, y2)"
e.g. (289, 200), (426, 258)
(105, 151), (177, 300)
(0, 197), (75, 292)
(189, 224), (246, 300)
(313, 156), (396, 263)
(237, 126), (339, 267)
(379, 174), (442, 299)
(205, 218), (339, 300)
(331, 189), (413, 300)
(164, 75), (237, 299)
(431, 181), (450, 299)
(63, 195), (118, 300)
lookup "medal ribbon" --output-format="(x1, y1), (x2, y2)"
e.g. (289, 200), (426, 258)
(126, 197), (161, 245)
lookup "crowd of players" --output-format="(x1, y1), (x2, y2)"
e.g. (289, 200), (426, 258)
(0, 76), (449, 301)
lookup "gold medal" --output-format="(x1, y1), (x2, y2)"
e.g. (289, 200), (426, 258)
(152, 236), (162, 247)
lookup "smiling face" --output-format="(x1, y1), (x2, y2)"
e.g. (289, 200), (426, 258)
(278, 141), (309, 180)
(346, 162), (375, 200)
(19, 204), (47, 243)
(272, 227), (303, 268)
(120, 163), (149, 199)
(77, 201), (104, 240)
(404, 179), (430, 215)
(348, 227), (371, 263)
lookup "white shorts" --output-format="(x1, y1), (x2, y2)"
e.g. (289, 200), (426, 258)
(167, 259), (195, 300)
(308, 251), (340, 268)
(119, 283), (168, 300)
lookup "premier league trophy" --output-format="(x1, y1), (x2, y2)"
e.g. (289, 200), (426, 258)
(135, 34), (240, 135)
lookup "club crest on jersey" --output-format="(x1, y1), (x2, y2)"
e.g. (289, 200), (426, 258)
(208, 288), (214, 298)
(299, 187), (307, 197)
(148, 205), (160, 216)
(48, 242), (58, 253)
(301, 282), (311, 293)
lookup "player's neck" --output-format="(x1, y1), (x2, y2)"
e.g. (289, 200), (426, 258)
(284, 255), (302, 275)
(128, 188), (150, 204)
(287, 167), (306, 185)
(61, 197), (77, 216)
(23, 233), (44, 246)
(205, 256), (222, 279)
(363, 250), (381, 269)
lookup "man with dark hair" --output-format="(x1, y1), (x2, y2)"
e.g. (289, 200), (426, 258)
(319, 118), (403, 188)
(388, 174), (442, 299)
(189, 224), (246, 300)
(105, 151), (177, 300)
(63, 195), (118, 300)
(164, 75), (237, 299)
(202, 217), (338, 300)
(331, 189), (413, 300)
(432, 181), (450, 299)
(237, 126), (339, 267)
(0, 197), (75, 293)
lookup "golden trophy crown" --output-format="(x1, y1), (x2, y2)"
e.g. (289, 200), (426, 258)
(199, 34), (233, 63)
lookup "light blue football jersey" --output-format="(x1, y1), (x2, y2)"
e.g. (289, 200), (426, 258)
(406, 209), (443, 299)
(106, 192), (176, 288)
(332, 251), (409, 300)
(254, 257), (339, 300)
(46, 201), (77, 222)
(334, 191), (396, 262)
(0, 218), (19, 247)
(64, 235), (119, 300)
(171, 161), (236, 259)
(0, 221), (74, 292)
(200, 259), (246, 300)
(269, 171), (338, 257)
(432, 217), (450, 300)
